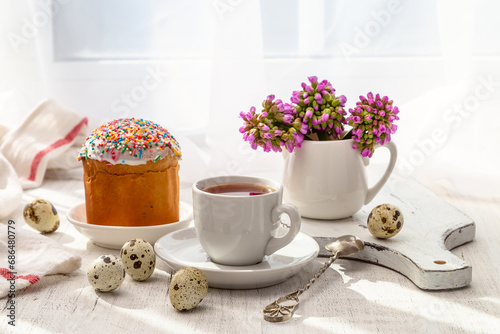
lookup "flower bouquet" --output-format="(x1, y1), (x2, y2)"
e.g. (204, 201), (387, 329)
(239, 76), (400, 158)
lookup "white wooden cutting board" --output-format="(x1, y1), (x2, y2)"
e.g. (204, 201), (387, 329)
(303, 177), (475, 291)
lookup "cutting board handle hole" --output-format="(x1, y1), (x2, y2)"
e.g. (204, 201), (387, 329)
(434, 260), (447, 265)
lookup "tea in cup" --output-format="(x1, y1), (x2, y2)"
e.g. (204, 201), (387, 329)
(192, 176), (301, 266)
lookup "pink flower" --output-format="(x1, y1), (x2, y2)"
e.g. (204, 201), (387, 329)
(300, 123), (309, 134)
(361, 148), (372, 157)
(339, 95), (347, 106)
(291, 76), (347, 141)
(347, 92), (399, 158)
(240, 95), (304, 153)
(308, 76), (318, 83)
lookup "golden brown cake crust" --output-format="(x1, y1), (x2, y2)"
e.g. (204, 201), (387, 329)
(82, 157), (179, 226)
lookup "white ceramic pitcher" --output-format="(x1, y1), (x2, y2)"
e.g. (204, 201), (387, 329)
(282, 139), (397, 220)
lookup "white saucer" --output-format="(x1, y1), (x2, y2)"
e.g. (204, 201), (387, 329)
(154, 227), (319, 289)
(67, 202), (193, 249)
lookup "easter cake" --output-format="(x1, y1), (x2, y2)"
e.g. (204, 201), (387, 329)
(78, 118), (181, 226)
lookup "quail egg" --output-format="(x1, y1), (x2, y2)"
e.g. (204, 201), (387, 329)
(169, 267), (208, 311)
(23, 199), (60, 234)
(87, 255), (126, 292)
(367, 203), (404, 239)
(120, 238), (155, 281)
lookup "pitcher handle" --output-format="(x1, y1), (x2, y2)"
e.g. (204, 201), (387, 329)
(364, 141), (398, 204)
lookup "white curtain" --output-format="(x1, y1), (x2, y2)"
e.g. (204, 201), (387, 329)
(0, 1), (46, 130)
(1, 0), (499, 198)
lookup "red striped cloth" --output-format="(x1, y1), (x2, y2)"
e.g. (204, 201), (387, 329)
(0, 268), (40, 285)
(0, 98), (88, 190)
(0, 227), (81, 298)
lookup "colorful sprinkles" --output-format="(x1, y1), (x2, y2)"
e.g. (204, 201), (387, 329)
(78, 118), (181, 164)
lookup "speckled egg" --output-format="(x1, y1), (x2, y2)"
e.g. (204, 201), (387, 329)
(23, 199), (60, 234)
(169, 267), (208, 311)
(87, 255), (126, 292)
(120, 238), (155, 281)
(367, 204), (404, 239)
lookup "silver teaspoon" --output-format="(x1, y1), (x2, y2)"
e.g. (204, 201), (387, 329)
(263, 235), (365, 322)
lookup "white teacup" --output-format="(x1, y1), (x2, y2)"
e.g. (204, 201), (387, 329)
(192, 175), (301, 266)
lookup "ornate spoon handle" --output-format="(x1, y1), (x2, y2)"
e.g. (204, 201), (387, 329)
(296, 252), (339, 296)
(263, 252), (339, 322)
(263, 235), (364, 323)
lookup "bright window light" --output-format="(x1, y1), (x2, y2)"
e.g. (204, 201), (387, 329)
(52, 0), (446, 62)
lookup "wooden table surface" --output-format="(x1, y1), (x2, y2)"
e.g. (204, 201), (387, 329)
(2, 172), (499, 334)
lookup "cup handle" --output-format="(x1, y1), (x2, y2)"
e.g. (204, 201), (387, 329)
(264, 203), (301, 256)
(364, 141), (398, 205)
